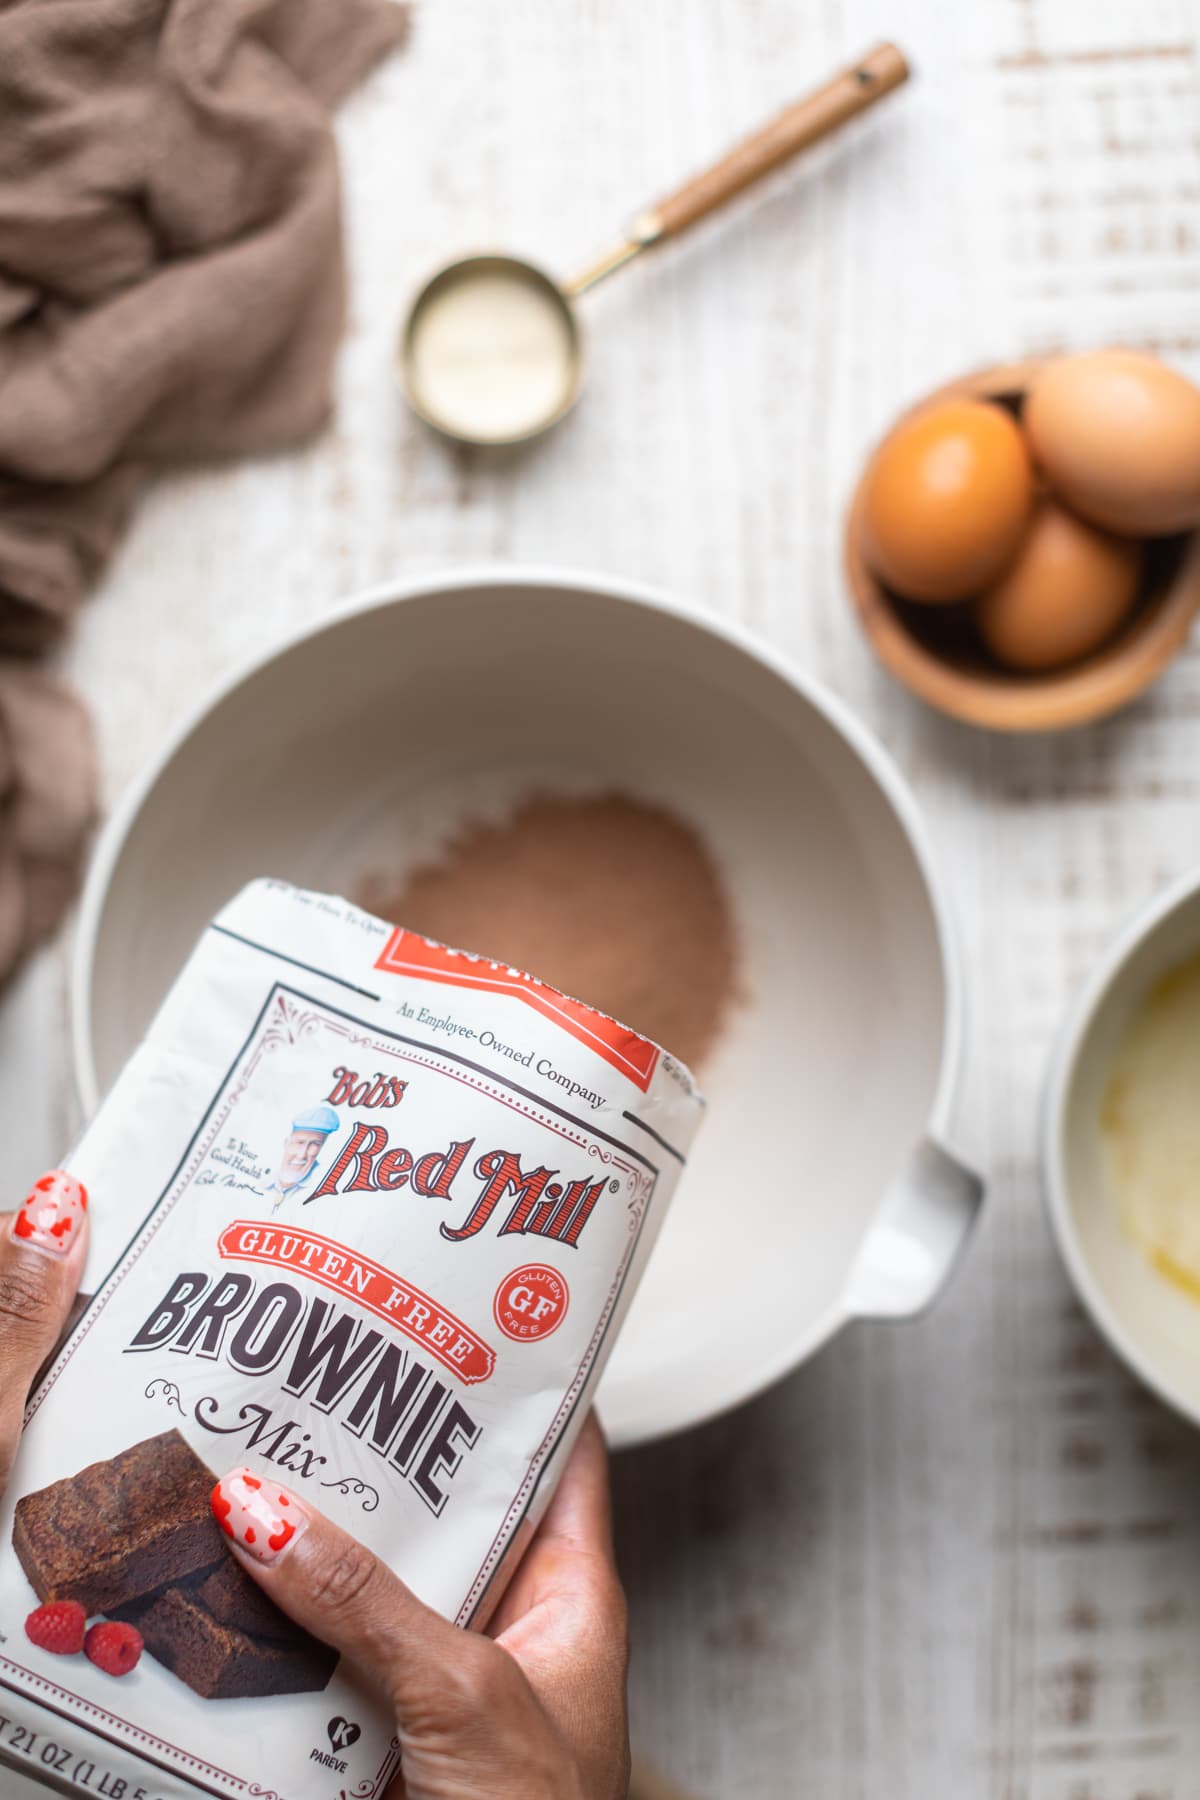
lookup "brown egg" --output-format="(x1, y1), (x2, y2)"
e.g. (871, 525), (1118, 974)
(1025, 350), (1200, 536)
(859, 398), (1034, 602)
(975, 497), (1142, 672)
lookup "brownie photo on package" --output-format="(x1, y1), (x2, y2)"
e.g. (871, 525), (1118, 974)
(13, 1429), (335, 1698)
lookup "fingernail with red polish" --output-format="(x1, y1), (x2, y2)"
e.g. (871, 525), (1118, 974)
(211, 1469), (307, 1566)
(11, 1171), (88, 1258)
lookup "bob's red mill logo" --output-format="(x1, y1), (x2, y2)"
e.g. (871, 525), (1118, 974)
(308, 1066), (614, 1248)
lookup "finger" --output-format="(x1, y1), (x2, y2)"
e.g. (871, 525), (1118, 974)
(209, 1467), (513, 1724)
(209, 1468), (555, 1786)
(530, 1413), (616, 1565)
(0, 1171), (89, 1489)
(488, 1414), (620, 1639)
(486, 1416), (628, 1795)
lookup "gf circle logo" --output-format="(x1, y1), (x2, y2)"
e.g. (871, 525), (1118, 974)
(494, 1265), (569, 1343)
(327, 1717), (361, 1752)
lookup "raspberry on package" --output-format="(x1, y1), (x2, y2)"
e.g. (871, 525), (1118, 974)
(24, 1601), (86, 1655)
(84, 1620), (143, 1677)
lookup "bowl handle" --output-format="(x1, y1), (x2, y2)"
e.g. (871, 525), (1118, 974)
(842, 1135), (984, 1319)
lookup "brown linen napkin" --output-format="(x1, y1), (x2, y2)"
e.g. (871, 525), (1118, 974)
(0, 0), (409, 979)
(0, 666), (96, 973)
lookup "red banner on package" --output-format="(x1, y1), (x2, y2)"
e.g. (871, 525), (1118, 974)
(218, 1221), (495, 1384)
(374, 928), (660, 1092)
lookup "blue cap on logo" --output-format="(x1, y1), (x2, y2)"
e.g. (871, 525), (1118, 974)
(291, 1104), (339, 1136)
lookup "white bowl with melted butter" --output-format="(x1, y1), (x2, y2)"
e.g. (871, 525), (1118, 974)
(1045, 870), (1200, 1423)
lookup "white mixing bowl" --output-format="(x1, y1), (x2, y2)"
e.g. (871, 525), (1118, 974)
(73, 568), (982, 1445)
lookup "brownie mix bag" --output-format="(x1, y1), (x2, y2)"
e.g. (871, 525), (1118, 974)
(0, 880), (702, 1799)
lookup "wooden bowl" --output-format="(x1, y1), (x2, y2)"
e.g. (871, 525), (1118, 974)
(845, 359), (1200, 732)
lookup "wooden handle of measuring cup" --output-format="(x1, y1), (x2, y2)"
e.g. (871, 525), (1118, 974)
(636, 43), (909, 244)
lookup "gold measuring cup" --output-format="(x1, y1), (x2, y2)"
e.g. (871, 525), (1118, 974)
(399, 42), (909, 448)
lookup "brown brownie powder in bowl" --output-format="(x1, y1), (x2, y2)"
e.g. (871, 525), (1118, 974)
(357, 791), (739, 1076)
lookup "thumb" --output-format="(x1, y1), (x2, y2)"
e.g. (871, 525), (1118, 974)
(0, 1172), (90, 1491)
(209, 1468), (496, 1720)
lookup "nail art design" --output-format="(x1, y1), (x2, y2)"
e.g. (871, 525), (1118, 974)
(11, 1171), (88, 1258)
(211, 1469), (307, 1565)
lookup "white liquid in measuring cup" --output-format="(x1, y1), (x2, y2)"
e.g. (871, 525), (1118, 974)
(408, 269), (576, 442)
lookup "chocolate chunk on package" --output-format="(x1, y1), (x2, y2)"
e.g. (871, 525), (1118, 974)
(0, 881), (702, 1799)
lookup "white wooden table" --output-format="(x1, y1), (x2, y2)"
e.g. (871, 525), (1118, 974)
(6, 2), (1200, 1794)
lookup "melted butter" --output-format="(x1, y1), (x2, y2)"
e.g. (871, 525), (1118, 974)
(1101, 951), (1200, 1299)
(1152, 1246), (1200, 1303)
